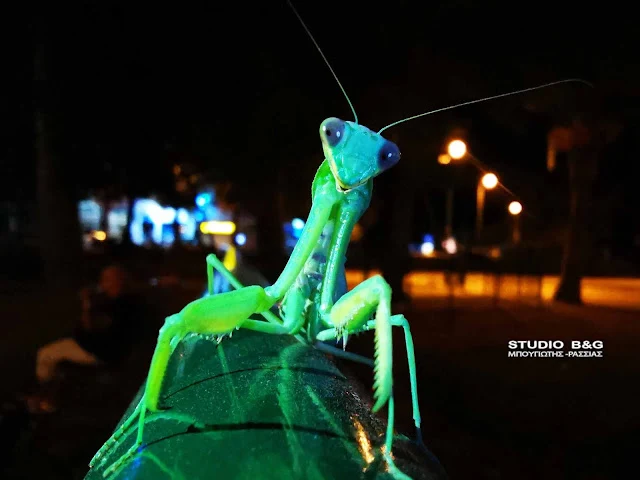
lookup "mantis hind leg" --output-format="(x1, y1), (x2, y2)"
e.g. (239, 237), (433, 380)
(91, 289), (294, 477)
(90, 314), (184, 476)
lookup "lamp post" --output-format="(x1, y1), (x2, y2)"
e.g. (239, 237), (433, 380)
(443, 139), (467, 237)
(476, 172), (498, 239)
(508, 201), (522, 244)
(447, 140), (466, 159)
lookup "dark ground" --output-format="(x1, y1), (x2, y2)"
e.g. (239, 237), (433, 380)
(1, 271), (639, 479)
(341, 298), (640, 480)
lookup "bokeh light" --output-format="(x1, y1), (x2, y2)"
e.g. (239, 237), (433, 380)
(447, 140), (467, 160)
(481, 173), (498, 189)
(509, 201), (523, 215)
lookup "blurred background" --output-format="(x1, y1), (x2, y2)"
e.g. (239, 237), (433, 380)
(1, 1), (639, 479)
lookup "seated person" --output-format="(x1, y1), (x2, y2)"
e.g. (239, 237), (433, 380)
(34, 265), (145, 392)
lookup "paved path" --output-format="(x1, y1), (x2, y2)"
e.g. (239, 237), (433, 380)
(347, 270), (640, 310)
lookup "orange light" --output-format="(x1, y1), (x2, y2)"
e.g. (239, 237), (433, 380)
(481, 173), (498, 189)
(438, 154), (451, 165)
(509, 201), (523, 215)
(447, 140), (467, 160)
(350, 223), (364, 242)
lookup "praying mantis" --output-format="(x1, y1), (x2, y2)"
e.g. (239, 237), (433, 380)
(91, 115), (421, 478)
(89, 2), (593, 478)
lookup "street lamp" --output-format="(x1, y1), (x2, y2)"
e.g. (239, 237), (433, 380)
(447, 140), (467, 160)
(481, 173), (498, 189)
(508, 201), (522, 215)
(476, 172), (499, 238)
(442, 139), (467, 238)
(508, 201), (522, 244)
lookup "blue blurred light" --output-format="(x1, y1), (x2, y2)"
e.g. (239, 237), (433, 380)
(195, 192), (211, 208)
(162, 225), (175, 245)
(235, 232), (247, 246)
(161, 207), (176, 224)
(177, 208), (189, 224)
(131, 198), (167, 245)
(292, 218), (305, 230)
(422, 234), (434, 244)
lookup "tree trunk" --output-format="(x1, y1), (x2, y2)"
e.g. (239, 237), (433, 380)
(553, 119), (599, 304)
(34, 24), (83, 289)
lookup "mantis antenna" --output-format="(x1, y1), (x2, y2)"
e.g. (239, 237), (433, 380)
(286, 0), (358, 124)
(378, 79), (595, 134)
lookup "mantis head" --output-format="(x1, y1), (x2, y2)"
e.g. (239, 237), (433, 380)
(320, 117), (401, 191)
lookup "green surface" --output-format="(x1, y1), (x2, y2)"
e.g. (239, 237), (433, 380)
(85, 329), (446, 480)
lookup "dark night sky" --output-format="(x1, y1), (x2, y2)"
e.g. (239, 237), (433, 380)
(2, 1), (639, 241)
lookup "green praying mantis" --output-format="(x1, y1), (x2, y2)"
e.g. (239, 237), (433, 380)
(89, 2), (593, 478)
(91, 116), (421, 478)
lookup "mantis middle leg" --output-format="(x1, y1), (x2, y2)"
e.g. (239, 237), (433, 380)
(206, 253), (284, 326)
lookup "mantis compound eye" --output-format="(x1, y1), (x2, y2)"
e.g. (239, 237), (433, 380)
(320, 117), (346, 147)
(378, 140), (401, 171)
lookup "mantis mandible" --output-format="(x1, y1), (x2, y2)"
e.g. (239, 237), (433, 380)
(89, 2), (593, 478)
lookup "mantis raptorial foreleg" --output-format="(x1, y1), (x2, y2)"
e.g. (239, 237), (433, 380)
(315, 276), (422, 480)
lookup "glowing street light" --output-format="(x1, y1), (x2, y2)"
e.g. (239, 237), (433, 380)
(481, 173), (498, 189)
(508, 201), (522, 216)
(447, 140), (467, 160)
(441, 140), (467, 238)
(476, 173), (499, 238)
(508, 201), (523, 244)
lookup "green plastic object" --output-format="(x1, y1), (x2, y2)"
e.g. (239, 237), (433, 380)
(85, 329), (447, 480)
